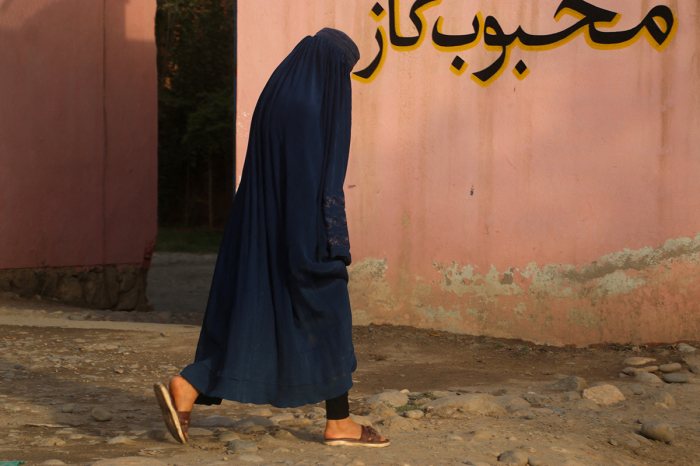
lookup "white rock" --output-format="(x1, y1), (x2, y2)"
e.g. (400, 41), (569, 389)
(582, 385), (626, 405)
(404, 409), (424, 419)
(107, 435), (134, 444)
(247, 408), (273, 418)
(365, 390), (409, 407)
(623, 357), (656, 366)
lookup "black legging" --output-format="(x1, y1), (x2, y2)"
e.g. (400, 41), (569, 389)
(325, 391), (349, 420)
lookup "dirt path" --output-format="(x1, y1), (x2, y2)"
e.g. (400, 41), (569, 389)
(1, 297), (699, 466)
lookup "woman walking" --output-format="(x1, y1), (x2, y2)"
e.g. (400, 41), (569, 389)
(154, 28), (389, 448)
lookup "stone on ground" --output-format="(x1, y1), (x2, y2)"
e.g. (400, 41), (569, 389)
(91, 407), (113, 422)
(635, 372), (663, 384)
(365, 390), (409, 407)
(107, 435), (134, 444)
(581, 385), (626, 405)
(546, 376), (587, 391)
(641, 421), (674, 443)
(423, 394), (507, 416)
(677, 343), (697, 353)
(624, 357), (656, 366)
(497, 449), (529, 465)
(218, 431), (240, 442)
(228, 439), (259, 453)
(643, 391), (677, 407)
(186, 427), (213, 436)
(404, 409), (424, 419)
(32, 437), (67, 446)
(659, 363), (682, 373)
(664, 373), (690, 383)
(236, 454), (264, 462)
(248, 408), (273, 417)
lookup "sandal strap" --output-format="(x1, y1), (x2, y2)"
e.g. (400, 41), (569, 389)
(359, 425), (381, 443)
(177, 411), (191, 432)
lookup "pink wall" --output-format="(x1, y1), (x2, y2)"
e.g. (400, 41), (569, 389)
(237, 0), (700, 346)
(0, 0), (158, 270)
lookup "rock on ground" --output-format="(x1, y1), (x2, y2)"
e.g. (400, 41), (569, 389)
(497, 449), (529, 465)
(635, 372), (664, 384)
(546, 376), (587, 391)
(643, 391), (677, 407)
(228, 439), (259, 453)
(365, 390), (409, 407)
(582, 385), (626, 405)
(624, 357), (656, 366)
(659, 363), (682, 373)
(664, 373), (690, 383)
(423, 394), (507, 416)
(641, 421), (675, 443)
(383, 415), (420, 431)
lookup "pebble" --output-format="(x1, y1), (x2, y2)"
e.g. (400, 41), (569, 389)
(664, 373), (690, 383)
(228, 439), (259, 453)
(659, 363), (682, 373)
(581, 385), (626, 405)
(546, 376), (587, 391)
(61, 404), (74, 413)
(91, 407), (113, 422)
(273, 429), (296, 440)
(624, 357), (656, 366)
(635, 372), (664, 384)
(641, 421), (675, 443)
(41, 461), (67, 465)
(677, 343), (697, 353)
(497, 449), (529, 465)
(404, 409), (424, 419)
(218, 431), (241, 442)
(365, 390), (409, 407)
(248, 408), (273, 417)
(107, 435), (134, 444)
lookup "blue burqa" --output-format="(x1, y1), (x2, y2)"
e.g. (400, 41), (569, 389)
(181, 29), (360, 408)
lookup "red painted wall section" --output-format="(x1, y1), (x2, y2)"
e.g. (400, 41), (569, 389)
(0, 0), (157, 270)
(237, 1), (700, 345)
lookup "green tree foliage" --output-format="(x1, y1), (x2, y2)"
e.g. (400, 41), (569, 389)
(156, 0), (235, 228)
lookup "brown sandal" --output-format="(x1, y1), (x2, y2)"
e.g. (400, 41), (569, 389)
(153, 382), (189, 444)
(324, 425), (390, 447)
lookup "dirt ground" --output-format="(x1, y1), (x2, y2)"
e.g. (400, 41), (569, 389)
(1, 255), (699, 466)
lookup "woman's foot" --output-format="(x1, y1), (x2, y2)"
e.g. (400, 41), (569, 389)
(169, 375), (199, 413)
(324, 417), (387, 442)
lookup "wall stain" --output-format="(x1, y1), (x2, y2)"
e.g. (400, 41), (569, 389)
(347, 233), (700, 346)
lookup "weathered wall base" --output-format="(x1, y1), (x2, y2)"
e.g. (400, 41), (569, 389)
(348, 234), (700, 347)
(0, 265), (149, 312)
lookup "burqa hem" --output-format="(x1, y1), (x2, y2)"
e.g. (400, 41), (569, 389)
(181, 360), (355, 409)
